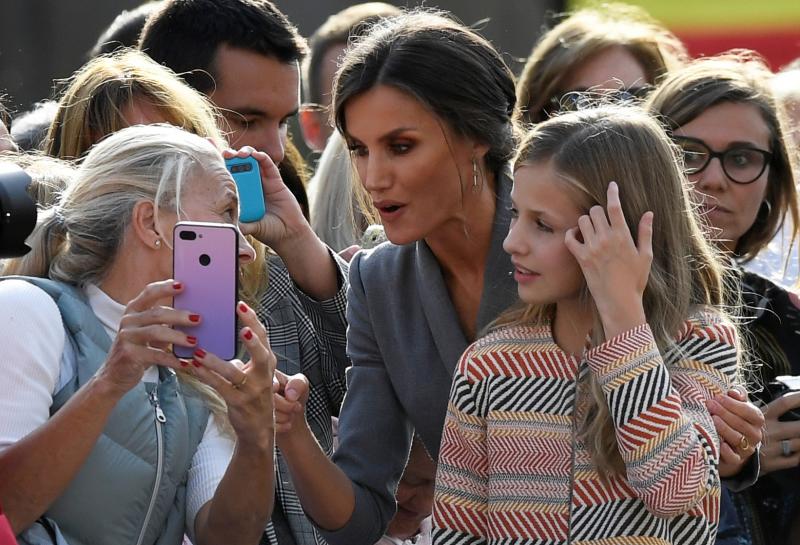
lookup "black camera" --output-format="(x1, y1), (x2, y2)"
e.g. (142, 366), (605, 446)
(760, 376), (800, 422)
(0, 162), (37, 258)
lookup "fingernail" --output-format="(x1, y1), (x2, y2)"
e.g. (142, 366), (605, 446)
(180, 360), (189, 367)
(239, 302), (249, 313)
(243, 329), (253, 341)
(192, 359), (203, 368)
(194, 348), (206, 359)
(187, 336), (197, 345)
(173, 281), (183, 290)
(189, 314), (201, 323)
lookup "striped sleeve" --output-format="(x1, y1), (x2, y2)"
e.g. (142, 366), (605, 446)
(584, 314), (737, 518)
(432, 348), (489, 545)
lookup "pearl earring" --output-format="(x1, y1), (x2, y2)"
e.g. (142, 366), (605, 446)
(155, 239), (162, 249)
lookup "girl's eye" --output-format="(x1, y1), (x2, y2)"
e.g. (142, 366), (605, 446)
(508, 206), (519, 219)
(536, 219), (553, 233)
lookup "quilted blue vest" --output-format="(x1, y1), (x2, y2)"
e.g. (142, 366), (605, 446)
(10, 278), (209, 545)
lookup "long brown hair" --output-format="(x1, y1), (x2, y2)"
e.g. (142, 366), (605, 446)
(498, 105), (733, 475)
(646, 51), (799, 266)
(516, 3), (687, 126)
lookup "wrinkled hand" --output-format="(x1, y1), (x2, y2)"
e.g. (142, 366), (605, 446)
(707, 388), (765, 477)
(272, 370), (309, 440)
(564, 182), (653, 339)
(760, 391), (800, 475)
(99, 280), (197, 395)
(222, 147), (309, 252)
(188, 301), (276, 449)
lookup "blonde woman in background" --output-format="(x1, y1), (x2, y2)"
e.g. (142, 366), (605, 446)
(515, 2), (687, 126)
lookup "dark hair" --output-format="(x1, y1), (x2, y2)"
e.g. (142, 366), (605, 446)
(304, 2), (401, 105)
(0, 97), (12, 129)
(646, 51), (799, 263)
(333, 10), (517, 177)
(139, 0), (307, 94)
(89, 1), (163, 58)
(9, 100), (58, 152)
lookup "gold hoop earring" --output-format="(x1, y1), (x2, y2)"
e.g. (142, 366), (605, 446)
(472, 157), (479, 193)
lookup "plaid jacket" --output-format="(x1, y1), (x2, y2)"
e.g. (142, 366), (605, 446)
(257, 253), (349, 545)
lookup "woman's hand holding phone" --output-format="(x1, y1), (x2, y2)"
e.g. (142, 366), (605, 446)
(97, 280), (198, 397)
(187, 301), (278, 449)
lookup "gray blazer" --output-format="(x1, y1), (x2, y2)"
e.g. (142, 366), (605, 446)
(322, 173), (517, 545)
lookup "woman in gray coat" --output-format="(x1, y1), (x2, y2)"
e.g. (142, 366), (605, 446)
(272, 11), (519, 545)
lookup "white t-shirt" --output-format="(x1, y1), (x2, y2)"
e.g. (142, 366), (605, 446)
(0, 279), (234, 533)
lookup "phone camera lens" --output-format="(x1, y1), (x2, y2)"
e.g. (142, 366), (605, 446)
(199, 253), (211, 266)
(179, 230), (197, 241)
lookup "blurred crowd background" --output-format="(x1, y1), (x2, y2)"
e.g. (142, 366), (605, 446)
(2, 0), (799, 152)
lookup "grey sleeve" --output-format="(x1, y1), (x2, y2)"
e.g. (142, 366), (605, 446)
(320, 252), (413, 545)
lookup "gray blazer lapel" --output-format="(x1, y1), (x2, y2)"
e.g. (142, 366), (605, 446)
(415, 240), (468, 377)
(414, 170), (518, 377)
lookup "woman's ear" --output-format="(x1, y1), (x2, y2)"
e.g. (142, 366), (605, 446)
(130, 199), (162, 250)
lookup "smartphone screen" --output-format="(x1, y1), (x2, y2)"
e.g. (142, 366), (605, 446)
(173, 221), (238, 360)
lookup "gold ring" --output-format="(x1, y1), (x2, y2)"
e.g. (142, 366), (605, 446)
(738, 434), (750, 452)
(232, 375), (248, 390)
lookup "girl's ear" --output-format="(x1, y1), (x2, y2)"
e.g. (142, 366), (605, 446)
(130, 199), (162, 250)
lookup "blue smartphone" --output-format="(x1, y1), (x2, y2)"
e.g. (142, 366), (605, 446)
(225, 156), (266, 222)
(173, 221), (239, 360)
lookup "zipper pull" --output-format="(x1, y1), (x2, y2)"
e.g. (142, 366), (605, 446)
(149, 390), (167, 424)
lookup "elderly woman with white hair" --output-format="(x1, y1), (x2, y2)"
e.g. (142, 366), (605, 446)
(0, 124), (276, 545)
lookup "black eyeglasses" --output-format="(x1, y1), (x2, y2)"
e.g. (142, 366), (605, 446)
(673, 136), (772, 185)
(544, 85), (654, 116)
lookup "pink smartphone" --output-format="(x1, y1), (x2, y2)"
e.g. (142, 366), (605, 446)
(173, 221), (238, 360)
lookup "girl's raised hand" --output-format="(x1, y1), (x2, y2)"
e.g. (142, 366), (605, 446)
(564, 181), (653, 339)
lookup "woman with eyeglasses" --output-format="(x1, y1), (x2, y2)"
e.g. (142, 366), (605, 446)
(648, 51), (800, 545)
(515, 2), (688, 126)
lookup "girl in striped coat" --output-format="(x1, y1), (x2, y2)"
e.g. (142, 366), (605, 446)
(432, 105), (741, 545)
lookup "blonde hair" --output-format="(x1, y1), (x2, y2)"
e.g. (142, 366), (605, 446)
(44, 47), (268, 307)
(308, 132), (365, 251)
(6, 124), (235, 429)
(46, 49), (226, 159)
(516, 3), (687, 126)
(646, 51), (800, 266)
(497, 105), (734, 476)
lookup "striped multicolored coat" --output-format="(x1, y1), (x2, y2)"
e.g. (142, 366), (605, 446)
(432, 310), (737, 545)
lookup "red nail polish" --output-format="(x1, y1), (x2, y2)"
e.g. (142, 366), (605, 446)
(194, 348), (206, 359)
(189, 314), (201, 323)
(239, 302), (249, 313)
(187, 336), (197, 345)
(192, 359), (203, 368)
(173, 281), (183, 290)
(180, 360), (189, 367)
(243, 329), (253, 341)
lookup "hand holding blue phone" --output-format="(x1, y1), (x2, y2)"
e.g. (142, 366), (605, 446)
(226, 156), (266, 222)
